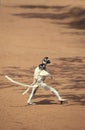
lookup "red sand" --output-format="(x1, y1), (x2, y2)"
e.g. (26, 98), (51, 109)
(0, 0), (85, 130)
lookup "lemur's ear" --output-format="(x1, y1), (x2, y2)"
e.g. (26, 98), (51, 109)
(45, 57), (48, 59)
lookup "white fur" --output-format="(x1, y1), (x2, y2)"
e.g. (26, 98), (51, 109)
(26, 66), (66, 104)
(5, 75), (37, 88)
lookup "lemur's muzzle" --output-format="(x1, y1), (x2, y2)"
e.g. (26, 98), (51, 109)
(42, 57), (51, 64)
(47, 59), (51, 64)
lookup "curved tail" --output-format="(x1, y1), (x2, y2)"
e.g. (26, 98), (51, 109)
(5, 75), (36, 88)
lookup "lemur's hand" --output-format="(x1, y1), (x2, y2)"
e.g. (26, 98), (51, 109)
(49, 74), (53, 79)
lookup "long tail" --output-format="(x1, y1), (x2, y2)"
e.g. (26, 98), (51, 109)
(5, 75), (36, 88)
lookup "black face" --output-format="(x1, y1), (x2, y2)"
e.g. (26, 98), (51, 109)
(42, 57), (51, 64)
(39, 64), (46, 70)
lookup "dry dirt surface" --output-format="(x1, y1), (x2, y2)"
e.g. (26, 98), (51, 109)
(0, 0), (85, 130)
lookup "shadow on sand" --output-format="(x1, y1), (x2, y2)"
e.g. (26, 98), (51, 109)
(8, 4), (85, 31)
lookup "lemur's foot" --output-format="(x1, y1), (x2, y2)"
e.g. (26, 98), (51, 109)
(27, 101), (36, 105)
(59, 99), (67, 104)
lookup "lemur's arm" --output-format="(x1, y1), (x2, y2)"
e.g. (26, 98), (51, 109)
(40, 70), (52, 78)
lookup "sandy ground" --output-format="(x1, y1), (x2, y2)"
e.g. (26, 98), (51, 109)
(0, 0), (85, 130)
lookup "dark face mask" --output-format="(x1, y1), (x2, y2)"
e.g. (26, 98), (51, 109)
(42, 57), (51, 64)
(39, 64), (46, 70)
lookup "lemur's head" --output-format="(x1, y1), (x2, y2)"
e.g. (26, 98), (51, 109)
(39, 64), (46, 70)
(42, 57), (51, 65)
